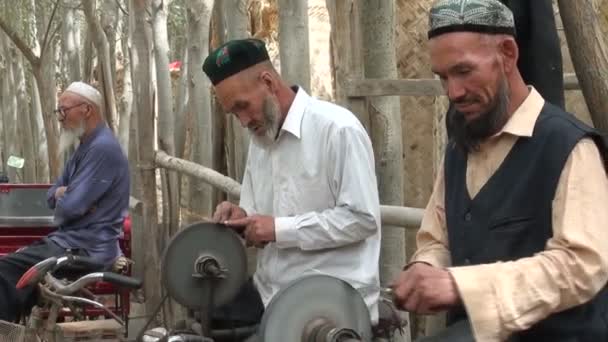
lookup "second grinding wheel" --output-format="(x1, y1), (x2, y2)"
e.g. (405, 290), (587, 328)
(258, 274), (373, 341)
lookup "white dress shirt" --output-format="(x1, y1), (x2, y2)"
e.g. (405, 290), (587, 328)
(240, 87), (382, 323)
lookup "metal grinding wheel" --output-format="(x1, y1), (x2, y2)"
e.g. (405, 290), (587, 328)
(161, 221), (247, 310)
(258, 274), (373, 342)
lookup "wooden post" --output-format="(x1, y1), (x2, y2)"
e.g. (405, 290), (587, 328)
(326, 0), (369, 129)
(360, 2), (409, 341)
(558, 0), (608, 132)
(130, 0), (162, 322)
(278, 0), (311, 91)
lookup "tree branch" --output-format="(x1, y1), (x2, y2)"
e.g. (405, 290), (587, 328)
(40, 0), (61, 62)
(115, 0), (128, 16)
(0, 16), (39, 67)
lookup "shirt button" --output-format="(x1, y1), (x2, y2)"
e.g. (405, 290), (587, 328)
(464, 212), (472, 221)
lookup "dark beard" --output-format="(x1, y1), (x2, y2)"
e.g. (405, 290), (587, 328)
(446, 79), (511, 153)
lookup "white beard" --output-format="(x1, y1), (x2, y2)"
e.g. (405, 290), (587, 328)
(58, 121), (86, 155)
(250, 97), (281, 148)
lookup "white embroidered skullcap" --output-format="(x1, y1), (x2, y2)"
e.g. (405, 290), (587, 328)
(64, 82), (103, 109)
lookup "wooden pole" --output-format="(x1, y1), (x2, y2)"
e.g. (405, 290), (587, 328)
(155, 150), (425, 228)
(326, 0), (369, 129)
(278, 0), (311, 91)
(130, 0), (162, 322)
(360, 1), (409, 341)
(155, 150), (242, 199)
(558, 0), (608, 132)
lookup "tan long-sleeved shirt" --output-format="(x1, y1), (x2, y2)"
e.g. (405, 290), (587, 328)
(411, 87), (608, 341)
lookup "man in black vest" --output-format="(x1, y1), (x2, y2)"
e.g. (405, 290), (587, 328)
(390, 0), (608, 341)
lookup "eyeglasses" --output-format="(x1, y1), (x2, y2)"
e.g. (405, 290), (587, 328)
(53, 103), (86, 121)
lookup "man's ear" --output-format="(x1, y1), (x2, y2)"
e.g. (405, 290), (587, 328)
(259, 71), (276, 93)
(499, 37), (519, 74)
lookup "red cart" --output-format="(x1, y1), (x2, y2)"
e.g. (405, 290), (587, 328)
(0, 183), (133, 324)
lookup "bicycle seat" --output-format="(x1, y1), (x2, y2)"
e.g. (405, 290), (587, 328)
(52, 255), (107, 280)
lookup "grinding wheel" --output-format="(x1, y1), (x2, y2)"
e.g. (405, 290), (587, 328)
(258, 274), (372, 341)
(161, 221), (247, 309)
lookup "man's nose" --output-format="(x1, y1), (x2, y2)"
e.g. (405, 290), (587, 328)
(446, 79), (467, 102)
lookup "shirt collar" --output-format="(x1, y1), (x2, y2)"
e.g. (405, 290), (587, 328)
(280, 86), (310, 139)
(498, 86), (545, 138)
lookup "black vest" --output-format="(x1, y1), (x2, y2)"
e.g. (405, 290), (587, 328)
(445, 103), (608, 341)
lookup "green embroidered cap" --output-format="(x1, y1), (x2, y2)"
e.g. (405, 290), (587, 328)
(428, 0), (515, 39)
(203, 38), (270, 85)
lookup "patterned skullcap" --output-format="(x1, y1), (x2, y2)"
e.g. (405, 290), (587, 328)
(203, 38), (270, 85)
(428, 0), (515, 39)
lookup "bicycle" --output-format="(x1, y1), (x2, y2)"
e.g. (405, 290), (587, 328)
(0, 254), (142, 342)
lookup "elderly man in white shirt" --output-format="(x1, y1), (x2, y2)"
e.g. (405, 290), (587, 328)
(202, 38), (382, 337)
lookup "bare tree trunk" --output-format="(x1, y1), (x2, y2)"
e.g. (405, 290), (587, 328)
(361, 2), (409, 341)
(36, 2), (62, 180)
(117, 2), (133, 153)
(151, 0), (180, 238)
(30, 75), (48, 181)
(558, 0), (608, 131)
(174, 45), (189, 159)
(127, 0), (141, 198)
(222, 0), (250, 184)
(13, 50), (35, 182)
(83, 0), (118, 133)
(36, 1), (60, 180)
(34, 65), (60, 181)
(129, 105), (141, 197)
(277, 0), (311, 91)
(119, 74), (133, 153)
(0, 36), (19, 182)
(224, 0), (249, 39)
(61, 0), (81, 84)
(210, 2), (227, 207)
(0, 0), (61, 181)
(173, 44), (188, 228)
(131, 0), (162, 321)
(83, 30), (95, 83)
(101, 0), (118, 91)
(150, 2), (182, 324)
(185, 0), (216, 220)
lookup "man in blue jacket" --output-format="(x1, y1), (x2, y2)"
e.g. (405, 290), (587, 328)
(0, 82), (130, 322)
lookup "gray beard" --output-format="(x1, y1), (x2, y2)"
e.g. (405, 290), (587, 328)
(251, 97), (281, 148)
(58, 122), (85, 155)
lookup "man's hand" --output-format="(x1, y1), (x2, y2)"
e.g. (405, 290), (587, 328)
(390, 263), (461, 314)
(55, 186), (67, 199)
(225, 215), (276, 248)
(213, 201), (247, 223)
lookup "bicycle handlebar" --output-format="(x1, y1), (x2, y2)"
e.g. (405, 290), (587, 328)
(102, 272), (142, 289)
(51, 271), (142, 295)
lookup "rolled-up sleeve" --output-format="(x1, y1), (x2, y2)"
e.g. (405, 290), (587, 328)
(274, 126), (381, 251)
(410, 162), (452, 268)
(448, 138), (608, 341)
